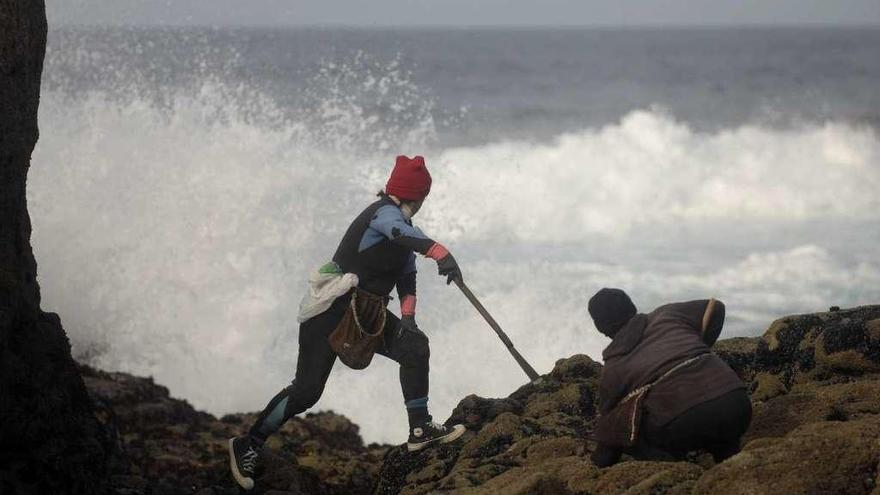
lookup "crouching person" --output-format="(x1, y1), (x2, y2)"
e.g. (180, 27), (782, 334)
(587, 288), (751, 467)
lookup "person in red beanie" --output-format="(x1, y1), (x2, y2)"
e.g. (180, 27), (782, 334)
(229, 155), (465, 490)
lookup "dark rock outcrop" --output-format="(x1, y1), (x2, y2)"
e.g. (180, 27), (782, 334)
(79, 365), (389, 494)
(375, 305), (880, 495)
(1, 2), (117, 493)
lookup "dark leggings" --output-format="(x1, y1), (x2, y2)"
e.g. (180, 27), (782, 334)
(248, 294), (430, 441)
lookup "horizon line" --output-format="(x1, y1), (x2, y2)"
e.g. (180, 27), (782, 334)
(50, 21), (880, 30)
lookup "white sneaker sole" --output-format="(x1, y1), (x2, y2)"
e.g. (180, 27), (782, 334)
(407, 424), (466, 452)
(228, 438), (255, 491)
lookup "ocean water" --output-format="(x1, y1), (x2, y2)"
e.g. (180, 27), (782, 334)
(30, 27), (880, 444)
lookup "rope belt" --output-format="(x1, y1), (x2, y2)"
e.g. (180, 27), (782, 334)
(619, 353), (711, 443)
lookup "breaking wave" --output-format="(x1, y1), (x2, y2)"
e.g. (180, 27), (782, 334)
(423, 109), (880, 242)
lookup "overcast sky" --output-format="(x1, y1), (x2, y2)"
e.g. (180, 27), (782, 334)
(48, 0), (880, 27)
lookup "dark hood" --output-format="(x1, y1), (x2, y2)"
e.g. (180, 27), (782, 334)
(588, 288), (637, 338)
(602, 313), (648, 360)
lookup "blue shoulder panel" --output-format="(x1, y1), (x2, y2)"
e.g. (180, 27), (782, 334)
(358, 204), (428, 252)
(358, 226), (386, 252)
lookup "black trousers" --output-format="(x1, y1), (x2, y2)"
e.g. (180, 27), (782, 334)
(248, 293), (430, 441)
(593, 388), (752, 467)
(641, 388), (752, 461)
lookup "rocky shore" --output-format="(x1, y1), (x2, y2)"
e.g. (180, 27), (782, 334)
(81, 364), (389, 495)
(87, 304), (880, 495)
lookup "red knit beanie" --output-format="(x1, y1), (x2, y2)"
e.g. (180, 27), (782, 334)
(385, 155), (432, 201)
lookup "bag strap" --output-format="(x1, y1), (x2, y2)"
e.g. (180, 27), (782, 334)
(350, 290), (387, 337)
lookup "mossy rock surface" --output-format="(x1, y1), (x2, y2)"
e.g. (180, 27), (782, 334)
(694, 416), (880, 495)
(755, 306), (880, 380)
(751, 372), (787, 402)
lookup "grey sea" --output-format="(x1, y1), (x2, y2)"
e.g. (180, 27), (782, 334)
(32, 27), (880, 443)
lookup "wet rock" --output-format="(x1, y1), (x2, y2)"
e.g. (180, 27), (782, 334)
(523, 437), (581, 463)
(714, 336), (760, 381)
(547, 353), (603, 382)
(590, 461), (703, 495)
(751, 372), (787, 402)
(746, 377), (880, 442)
(78, 365), (389, 494)
(755, 305), (880, 382)
(446, 394), (524, 430)
(524, 383), (594, 418)
(694, 416), (880, 494)
(815, 332), (880, 374)
(376, 443), (464, 495)
(375, 354), (602, 494)
(375, 305), (880, 495)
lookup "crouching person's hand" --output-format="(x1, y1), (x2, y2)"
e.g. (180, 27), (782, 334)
(591, 443), (623, 468)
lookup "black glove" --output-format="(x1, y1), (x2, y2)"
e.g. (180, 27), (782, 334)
(398, 314), (427, 340)
(436, 253), (462, 285)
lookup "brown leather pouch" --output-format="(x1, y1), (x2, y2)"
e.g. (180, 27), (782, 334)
(595, 387), (649, 448)
(328, 289), (387, 370)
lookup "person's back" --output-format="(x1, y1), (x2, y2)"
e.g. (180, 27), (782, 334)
(589, 288), (751, 467)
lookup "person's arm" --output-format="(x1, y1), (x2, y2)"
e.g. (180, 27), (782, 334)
(396, 255), (419, 333)
(664, 299), (726, 347)
(597, 368), (627, 416)
(370, 205), (462, 284)
(593, 373), (625, 467)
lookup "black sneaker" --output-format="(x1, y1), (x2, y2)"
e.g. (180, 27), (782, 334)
(407, 421), (466, 452)
(229, 436), (261, 490)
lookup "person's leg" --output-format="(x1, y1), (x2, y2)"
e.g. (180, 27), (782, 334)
(376, 311), (431, 429)
(706, 438), (742, 463)
(248, 296), (347, 443)
(636, 409), (687, 462)
(651, 388), (753, 463)
(705, 389), (752, 463)
(626, 436), (682, 462)
(377, 311), (464, 451)
(231, 296), (346, 490)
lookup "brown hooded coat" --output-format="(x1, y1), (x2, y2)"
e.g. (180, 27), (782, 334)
(598, 299), (746, 429)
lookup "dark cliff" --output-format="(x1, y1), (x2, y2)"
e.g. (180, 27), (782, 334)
(1, 2), (115, 493)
